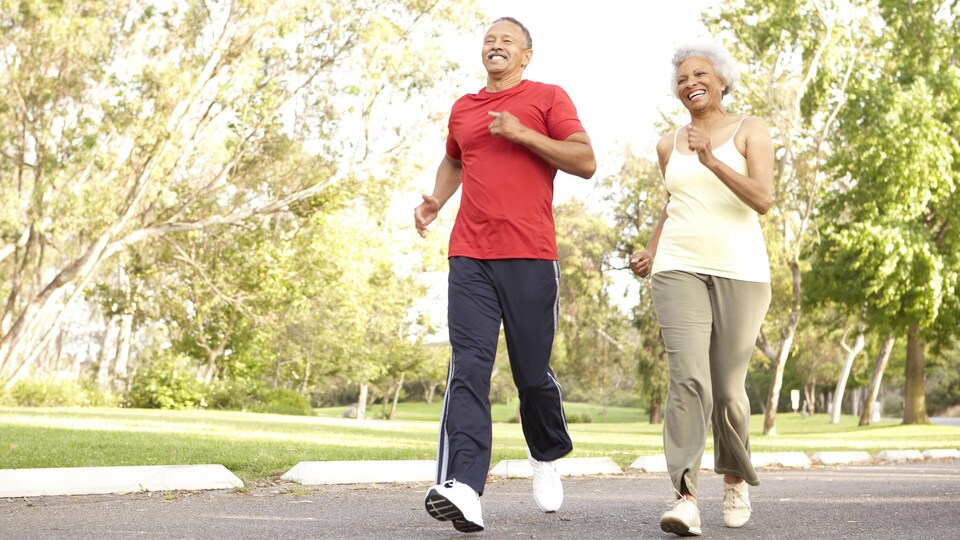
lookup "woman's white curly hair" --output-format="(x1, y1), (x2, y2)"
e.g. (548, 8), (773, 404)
(671, 41), (741, 98)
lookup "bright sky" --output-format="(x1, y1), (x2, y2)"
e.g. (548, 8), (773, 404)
(442, 0), (715, 204)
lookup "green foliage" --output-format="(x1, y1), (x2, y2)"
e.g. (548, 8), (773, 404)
(5, 406), (957, 484)
(0, 0), (483, 394)
(598, 150), (669, 419)
(204, 379), (264, 410)
(125, 353), (205, 410)
(248, 388), (314, 417)
(8, 377), (117, 407)
(553, 199), (637, 407)
(810, 5), (960, 343)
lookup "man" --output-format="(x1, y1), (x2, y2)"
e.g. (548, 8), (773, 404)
(414, 16), (596, 534)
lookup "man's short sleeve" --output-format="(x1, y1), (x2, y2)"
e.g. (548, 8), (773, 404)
(547, 86), (586, 141)
(445, 119), (462, 160)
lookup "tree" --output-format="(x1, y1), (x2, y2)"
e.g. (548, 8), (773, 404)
(0, 0), (483, 388)
(811, 0), (960, 424)
(600, 150), (669, 423)
(554, 199), (636, 410)
(706, 0), (873, 434)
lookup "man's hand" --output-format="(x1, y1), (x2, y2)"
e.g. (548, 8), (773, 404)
(487, 111), (527, 143)
(629, 248), (654, 278)
(414, 193), (441, 238)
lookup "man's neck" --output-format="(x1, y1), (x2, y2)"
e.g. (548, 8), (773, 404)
(486, 73), (524, 93)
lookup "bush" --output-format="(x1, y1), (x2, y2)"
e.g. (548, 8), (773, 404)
(125, 353), (205, 410)
(248, 387), (314, 416)
(9, 377), (117, 407)
(566, 413), (593, 423)
(205, 379), (262, 410)
(927, 365), (960, 415)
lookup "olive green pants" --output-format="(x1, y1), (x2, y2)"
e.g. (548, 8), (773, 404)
(651, 270), (771, 498)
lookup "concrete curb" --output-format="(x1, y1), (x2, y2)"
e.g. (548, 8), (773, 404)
(0, 464), (243, 498)
(282, 460), (435, 485)
(751, 451), (812, 469)
(811, 451), (873, 465)
(875, 450), (925, 462)
(629, 452), (814, 472)
(923, 449), (960, 459)
(489, 457), (622, 478)
(3, 448), (958, 497)
(628, 454), (668, 473)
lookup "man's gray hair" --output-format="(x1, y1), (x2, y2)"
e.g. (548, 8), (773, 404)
(671, 41), (740, 97)
(492, 16), (532, 49)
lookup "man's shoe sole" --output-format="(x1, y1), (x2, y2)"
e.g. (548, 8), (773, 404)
(424, 488), (484, 533)
(660, 515), (702, 536)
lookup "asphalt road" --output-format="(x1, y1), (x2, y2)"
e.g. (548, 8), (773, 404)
(1, 460), (958, 539)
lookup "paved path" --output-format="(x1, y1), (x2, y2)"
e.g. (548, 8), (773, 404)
(2, 460), (958, 539)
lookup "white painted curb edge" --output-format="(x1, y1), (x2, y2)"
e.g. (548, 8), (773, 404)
(489, 457), (622, 478)
(811, 451), (873, 465)
(0, 464), (243, 498)
(282, 460), (435, 485)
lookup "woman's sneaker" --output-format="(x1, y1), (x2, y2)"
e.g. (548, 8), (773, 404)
(424, 480), (484, 533)
(659, 496), (702, 536)
(722, 480), (751, 527)
(528, 453), (563, 512)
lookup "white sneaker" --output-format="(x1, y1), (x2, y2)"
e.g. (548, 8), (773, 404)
(659, 496), (702, 536)
(722, 480), (751, 527)
(528, 452), (563, 512)
(424, 480), (484, 533)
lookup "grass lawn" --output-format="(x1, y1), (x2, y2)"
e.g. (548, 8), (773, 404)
(1, 403), (957, 483)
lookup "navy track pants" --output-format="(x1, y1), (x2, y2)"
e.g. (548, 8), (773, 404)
(435, 257), (573, 495)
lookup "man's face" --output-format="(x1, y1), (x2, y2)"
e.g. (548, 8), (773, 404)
(481, 20), (531, 76)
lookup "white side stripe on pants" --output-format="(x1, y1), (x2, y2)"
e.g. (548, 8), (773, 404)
(436, 350), (456, 483)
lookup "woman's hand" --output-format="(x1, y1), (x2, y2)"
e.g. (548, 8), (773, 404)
(686, 124), (718, 168)
(629, 248), (654, 278)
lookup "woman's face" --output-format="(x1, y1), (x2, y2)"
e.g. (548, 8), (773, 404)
(676, 56), (725, 112)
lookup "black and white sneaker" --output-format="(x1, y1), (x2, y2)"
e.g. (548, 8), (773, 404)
(424, 479), (484, 533)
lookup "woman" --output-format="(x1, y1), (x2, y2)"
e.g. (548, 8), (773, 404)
(630, 41), (774, 536)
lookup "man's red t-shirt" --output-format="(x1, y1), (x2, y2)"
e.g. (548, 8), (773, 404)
(445, 80), (586, 260)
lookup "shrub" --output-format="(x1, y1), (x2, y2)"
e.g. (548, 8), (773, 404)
(9, 377), (117, 407)
(125, 353), (205, 410)
(205, 379), (262, 410)
(927, 365), (960, 415)
(0, 388), (16, 406)
(566, 413), (593, 423)
(248, 387), (314, 416)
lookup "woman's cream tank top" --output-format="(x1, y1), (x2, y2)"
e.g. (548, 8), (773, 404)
(651, 117), (771, 282)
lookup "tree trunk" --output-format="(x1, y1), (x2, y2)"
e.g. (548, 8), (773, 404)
(97, 317), (119, 389)
(648, 391), (663, 424)
(803, 383), (816, 415)
(859, 332), (895, 426)
(424, 382), (437, 404)
(831, 327), (865, 424)
(902, 326), (928, 424)
(851, 386), (862, 418)
(357, 382), (368, 420)
(389, 372), (405, 420)
(202, 351), (218, 385)
(112, 314), (133, 386)
(299, 360), (311, 394)
(761, 261), (802, 436)
(762, 335), (794, 434)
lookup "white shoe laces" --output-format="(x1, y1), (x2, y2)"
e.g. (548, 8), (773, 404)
(723, 483), (751, 511)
